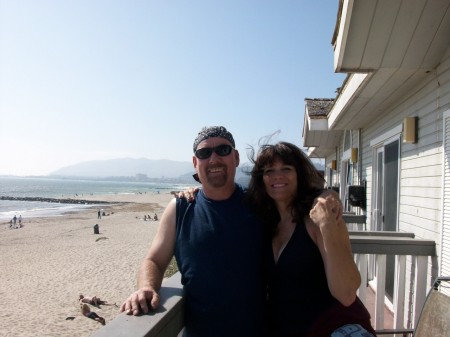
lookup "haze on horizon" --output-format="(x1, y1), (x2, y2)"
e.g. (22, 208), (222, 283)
(0, 1), (344, 176)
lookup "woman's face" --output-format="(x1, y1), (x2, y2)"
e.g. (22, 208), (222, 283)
(262, 159), (297, 204)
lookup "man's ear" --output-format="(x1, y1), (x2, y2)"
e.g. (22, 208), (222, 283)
(235, 150), (240, 167)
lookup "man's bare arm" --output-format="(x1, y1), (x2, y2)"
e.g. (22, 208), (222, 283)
(120, 199), (177, 315)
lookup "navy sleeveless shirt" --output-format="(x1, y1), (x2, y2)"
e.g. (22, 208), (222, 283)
(267, 219), (374, 337)
(175, 185), (267, 337)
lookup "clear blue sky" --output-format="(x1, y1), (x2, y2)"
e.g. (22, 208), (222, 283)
(0, 1), (344, 176)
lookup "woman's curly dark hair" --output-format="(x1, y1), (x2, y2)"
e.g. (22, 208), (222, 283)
(245, 141), (325, 236)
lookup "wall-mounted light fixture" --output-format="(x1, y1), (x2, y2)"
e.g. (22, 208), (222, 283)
(331, 160), (337, 170)
(403, 116), (418, 144)
(351, 148), (358, 163)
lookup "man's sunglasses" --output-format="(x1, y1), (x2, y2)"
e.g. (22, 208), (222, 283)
(195, 144), (234, 160)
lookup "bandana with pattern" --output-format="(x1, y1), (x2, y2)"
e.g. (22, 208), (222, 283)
(192, 126), (235, 152)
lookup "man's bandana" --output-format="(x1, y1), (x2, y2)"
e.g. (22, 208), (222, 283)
(193, 126), (235, 152)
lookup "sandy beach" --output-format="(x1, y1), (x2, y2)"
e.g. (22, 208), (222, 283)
(0, 192), (174, 337)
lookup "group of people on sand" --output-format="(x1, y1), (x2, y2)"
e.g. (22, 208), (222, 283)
(9, 215), (23, 229)
(79, 294), (117, 325)
(143, 213), (158, 221)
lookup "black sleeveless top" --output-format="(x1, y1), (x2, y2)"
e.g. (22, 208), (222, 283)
(175, 185), (267, 337)
(267, 219), (375, 337)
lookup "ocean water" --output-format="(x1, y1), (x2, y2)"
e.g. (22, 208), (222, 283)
(0, 176), (190, 221)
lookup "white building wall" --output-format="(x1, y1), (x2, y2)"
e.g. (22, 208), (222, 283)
(361, 47), (450, 245)
(324, 47), (450, 323)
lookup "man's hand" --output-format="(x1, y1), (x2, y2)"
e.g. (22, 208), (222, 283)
(119, 286), (160, 316)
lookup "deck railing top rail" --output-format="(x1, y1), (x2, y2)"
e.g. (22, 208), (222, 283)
(90, 273), (184, 337)
(349, 232), (436, 256)
(348, 231), (415, 238)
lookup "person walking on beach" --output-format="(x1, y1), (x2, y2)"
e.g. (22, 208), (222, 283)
(97, 210), (101, 219)
(120, 126), (343, 337)
(13, 215), (17, 226)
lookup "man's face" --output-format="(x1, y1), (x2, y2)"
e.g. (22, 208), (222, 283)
(193, 137), (239, 189)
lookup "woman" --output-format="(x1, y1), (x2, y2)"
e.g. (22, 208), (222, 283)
(246, 142), (376, 337)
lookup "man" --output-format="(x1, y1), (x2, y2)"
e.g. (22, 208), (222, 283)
(120, 126), (267, 337)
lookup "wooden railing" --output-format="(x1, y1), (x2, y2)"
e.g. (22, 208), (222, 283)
(343, 213), (367, 231)
(350, 231), (436, 335)
(90, 273), (184, 337)
(90, 233), (436, 337)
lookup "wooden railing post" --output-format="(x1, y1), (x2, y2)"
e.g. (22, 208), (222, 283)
(393, 255), (406, 330)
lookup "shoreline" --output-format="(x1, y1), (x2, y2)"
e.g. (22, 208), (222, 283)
(0, 192), (173, 337)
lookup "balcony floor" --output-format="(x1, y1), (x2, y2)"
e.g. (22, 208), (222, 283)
(366, 286), (394, 329)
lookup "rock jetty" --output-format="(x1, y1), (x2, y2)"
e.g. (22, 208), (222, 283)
(0, 196), (118, 205)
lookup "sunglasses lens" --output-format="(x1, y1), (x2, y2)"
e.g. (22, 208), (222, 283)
(195, 148), (213, 159)
(216, 145), (232, 156)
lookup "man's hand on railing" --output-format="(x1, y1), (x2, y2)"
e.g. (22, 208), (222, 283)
(119, 286), (160, 316)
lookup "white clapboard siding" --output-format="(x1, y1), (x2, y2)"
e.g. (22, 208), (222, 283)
(441, 109), (450, 277)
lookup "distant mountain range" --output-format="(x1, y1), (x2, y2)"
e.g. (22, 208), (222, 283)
(50, 158), (253, 185)
(51, 158), (194, 179)
(49, 157), (324, 185)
